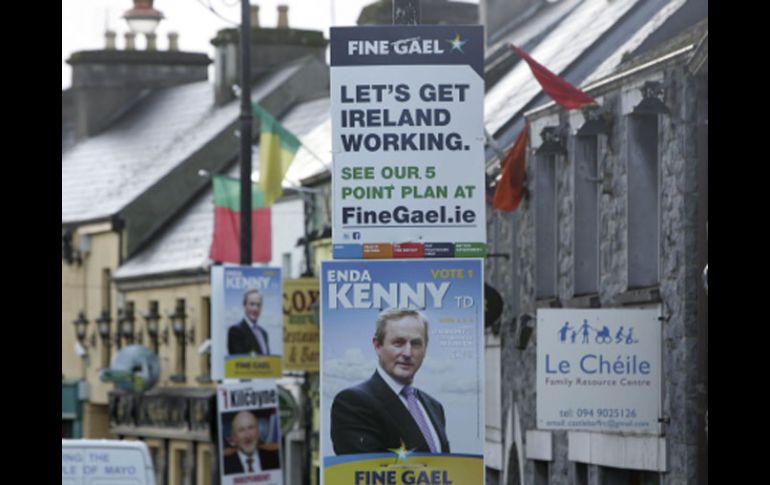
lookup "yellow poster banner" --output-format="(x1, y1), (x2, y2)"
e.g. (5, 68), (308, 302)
(324, 454), (483, 485)
(283, 278), (320, 372)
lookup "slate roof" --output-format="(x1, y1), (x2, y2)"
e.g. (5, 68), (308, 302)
(485, 0), (644, 135)
(582, 0), (688, 86)
(62, 62), (304, 225)
(113, 96), (330, 281)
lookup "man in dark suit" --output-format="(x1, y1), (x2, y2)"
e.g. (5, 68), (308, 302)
(228, 289), (270, 355)
(223, 411), (280, 474)
(331, 308), (450, 455)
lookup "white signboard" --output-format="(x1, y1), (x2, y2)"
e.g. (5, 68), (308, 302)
(330, 25), (486, 259)
(537, 309), (662, 434)
(217, 381), (283, 485)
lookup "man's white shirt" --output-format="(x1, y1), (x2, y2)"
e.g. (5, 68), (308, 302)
(236, 449), (262, 473)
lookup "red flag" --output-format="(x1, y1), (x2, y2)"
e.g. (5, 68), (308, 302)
(492, 123), (529, 212)
(209, 175), (272, 263)
(511, 44), (595, 110)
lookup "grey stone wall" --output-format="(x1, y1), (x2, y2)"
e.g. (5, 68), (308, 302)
(493, 60), (703, 484)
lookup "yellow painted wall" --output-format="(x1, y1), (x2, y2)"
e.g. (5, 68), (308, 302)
(82, 402), (111, 438)
(122, 283), (213, 388)
(62, 225), (120, 443)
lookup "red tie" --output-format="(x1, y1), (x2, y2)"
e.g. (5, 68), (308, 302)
(246, 457), (254, 472)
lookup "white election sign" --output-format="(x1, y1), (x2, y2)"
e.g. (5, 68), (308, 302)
(330, 25), (486, 259)
(537, 309), (662, 434)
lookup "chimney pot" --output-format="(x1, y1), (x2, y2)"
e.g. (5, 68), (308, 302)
(145, 32), (157, 51)
(250, 5), (260, 28)
(124, 32), (136, 50)
(105, 31), (117, 50)
(277, 5), (289, 28)
(168, 32), (179, 51)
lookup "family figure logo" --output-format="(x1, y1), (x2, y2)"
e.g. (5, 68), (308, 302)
(557, 320), (639, 345)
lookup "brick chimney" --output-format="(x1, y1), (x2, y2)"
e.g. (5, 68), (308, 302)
(211, 5), (327, 105)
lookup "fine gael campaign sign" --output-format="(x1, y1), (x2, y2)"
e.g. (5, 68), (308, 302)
(330, 25), (486, 259)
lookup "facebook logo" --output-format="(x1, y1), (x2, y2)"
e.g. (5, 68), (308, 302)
(352, 232), (361, 240)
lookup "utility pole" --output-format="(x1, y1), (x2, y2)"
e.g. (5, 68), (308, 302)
(240, 0), (253, 264)
(393, 0), (421, 24)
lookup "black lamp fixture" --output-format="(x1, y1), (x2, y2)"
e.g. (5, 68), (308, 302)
(122, 0), (164, 35)
(170, 299), (194, 345)
(95, 310), (113, 347)
(514, 313), (536, 350)
(577, 105), (612, 137)
(143, 301), (162, 349)
(631, 81), (670, 117)
(118, 302), (136, 344)
(536, 126), (565, 155)
(73, 311), (89, 342)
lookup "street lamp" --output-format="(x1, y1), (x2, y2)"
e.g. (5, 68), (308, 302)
(631, 81), (670, 117)
(95, 310), (113, 347)
(536, 126), (565, 155)
(122, 0), (164, 35)
(118, 302), (136, 344)
(170, 299), (193, 344)
(73, 311), (89, 342)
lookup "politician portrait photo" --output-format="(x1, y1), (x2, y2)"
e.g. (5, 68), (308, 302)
(220, 409), (281, 475)
(330, 308), (450, 455)
(228, 288), (272, 355)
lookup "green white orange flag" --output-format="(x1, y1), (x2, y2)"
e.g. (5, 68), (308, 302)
(252, 103), (301, 206)
(209, 175), (271, 263)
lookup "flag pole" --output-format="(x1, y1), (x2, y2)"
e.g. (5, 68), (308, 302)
(239, 0), (253, 265)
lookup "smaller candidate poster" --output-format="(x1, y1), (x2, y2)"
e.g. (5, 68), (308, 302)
(320, 259), (484, 485)
(211, 265), (283, 379)
(537, 309), (662, 434)
(217, 381), (283, 485)
(283, 278), (320, 372)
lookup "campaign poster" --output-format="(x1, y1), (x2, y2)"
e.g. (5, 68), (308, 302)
(283, 278), (320, 372)
(320, 259), (484, 485)
(211, 265), (283, 379)
(537, 309), (662, 434)
(217, 381), (283, 485)
(330, 25), (486, 259)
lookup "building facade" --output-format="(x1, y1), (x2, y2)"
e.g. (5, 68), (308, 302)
(489, 21), (708, 485)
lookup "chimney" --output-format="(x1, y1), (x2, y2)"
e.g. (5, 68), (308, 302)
(105, 31), (117, 50)
(168, 32), (179, 51)
(145, 32), (157, 51)
(251, 5), (260, 28)
(277, 5), (289, 28)
(124, 32), (136, 50)
(67, 10), (210, 140)
(211, 3), (327, 105)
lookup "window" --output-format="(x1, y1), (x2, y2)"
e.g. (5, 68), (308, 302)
(536, 154), (558, 299)
(600, 466), (658, 485)
(100, 268), (112, 367)
(627, 116), (659, 288)
(533, 460), (549, 485)
(574, 137), (600, 296)
(172, 299), (187, 382)
(574, 462), (589, 485)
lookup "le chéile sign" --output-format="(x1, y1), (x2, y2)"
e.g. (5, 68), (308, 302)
(330, 25), (486, 259)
